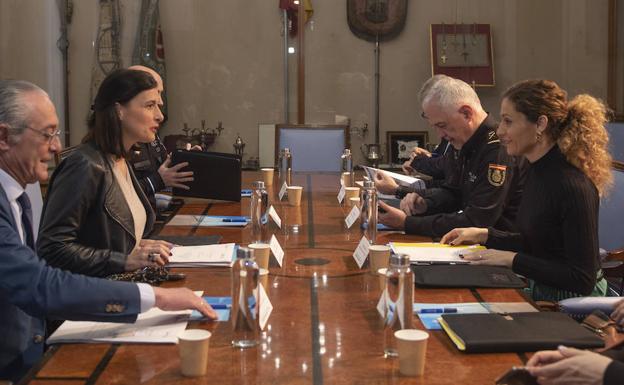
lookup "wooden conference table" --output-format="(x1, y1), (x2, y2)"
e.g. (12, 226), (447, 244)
(22, 172), (530, 385)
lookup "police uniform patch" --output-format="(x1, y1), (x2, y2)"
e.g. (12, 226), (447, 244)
(487, 164), (507, 187)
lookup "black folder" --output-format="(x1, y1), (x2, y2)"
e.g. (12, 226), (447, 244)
(439, 312), (605, 353)
(412, 264), (526, 288)
(171, 150), (241, 202)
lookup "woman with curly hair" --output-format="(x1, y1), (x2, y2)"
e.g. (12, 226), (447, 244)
(441, 79), (612, 301)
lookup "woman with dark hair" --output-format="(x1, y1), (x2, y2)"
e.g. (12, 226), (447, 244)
(38, 69), (173, 277)
(441, 79), (612, 301)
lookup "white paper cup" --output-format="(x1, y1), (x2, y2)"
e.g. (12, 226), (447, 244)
(344, 187), (360, 201)
(178, 329), (212, 377)
(248, 243), (271, 270)
(369, 245), (391, 274)
(261, 168), (274, 186)
(394, 329), (429, 376)
(287, 186), (303, 206)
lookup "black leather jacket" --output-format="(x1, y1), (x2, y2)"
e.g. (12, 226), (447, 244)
(38, 142), (155, 277)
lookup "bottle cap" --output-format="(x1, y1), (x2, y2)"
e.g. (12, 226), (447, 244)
(364, 180), (375, 189)
(252, 181), (265, 189)
(237, 247), (251, 260)
(389, 253), (410, 267)
(343, 149), (351, 156)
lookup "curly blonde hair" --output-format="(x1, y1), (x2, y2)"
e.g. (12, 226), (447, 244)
(503, 80), (613, 196)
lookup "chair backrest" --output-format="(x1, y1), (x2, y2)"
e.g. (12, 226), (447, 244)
(275, 125), (349, 172)
(607, 122), (624, 162)
(599, 163), (624, 252)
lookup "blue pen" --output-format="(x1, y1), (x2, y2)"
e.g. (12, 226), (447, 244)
(418, 308), (458, 314)
(222, 218), (248, 223)
(210, 304), (231, 309)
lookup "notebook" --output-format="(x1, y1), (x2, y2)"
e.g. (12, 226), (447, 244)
(171, 150), (241, 202)
(439, 312), (604, 353)
(412, 264), (526, 288)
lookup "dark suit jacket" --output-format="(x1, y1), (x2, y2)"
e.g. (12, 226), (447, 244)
(38, 141), (156, 277)
(0, 184), (141, 382)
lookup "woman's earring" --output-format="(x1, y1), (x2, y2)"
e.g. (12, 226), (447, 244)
(536, 131), (543, 142)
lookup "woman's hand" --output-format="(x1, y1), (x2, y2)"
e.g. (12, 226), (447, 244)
(399, 192), (427, 215)
(125, 239), (173, 271)
(459, 248), (516, 268)
(440, 227), (489, 245)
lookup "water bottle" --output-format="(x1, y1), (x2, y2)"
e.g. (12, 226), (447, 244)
(231, 247), (261, 348)
(360, 180), (378, 244)
(382, 253), (414, 357)
(278, 148), (292, 187)
(250, 181), (269, 243)
(341, 149), (353, 187)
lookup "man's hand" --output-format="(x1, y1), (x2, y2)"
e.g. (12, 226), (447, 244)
(610, 298), (624, 325)
(526, 346), (611, 385)
(373, 171), (399, 195)
(153, 287), (217, 320)
(158, 155), (194, 190)
(399, 192), (427, 215)
(378, 201), (406, 230)
(401, 147), (432, 175)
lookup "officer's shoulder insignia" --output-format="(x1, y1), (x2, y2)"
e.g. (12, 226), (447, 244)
(487, 131), (500, 144)
(487, 164), (507, 187)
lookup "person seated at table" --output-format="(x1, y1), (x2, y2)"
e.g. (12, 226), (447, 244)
(525, 299), (624, 385)
(378, 75), (526, 238)
(126, 65), (195, 210)
(441, 79), (611, 301)
(38, 69), (174, 277)
(0, 79), (216, 382)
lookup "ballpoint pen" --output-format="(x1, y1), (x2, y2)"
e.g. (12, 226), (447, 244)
(209, 304), (232, 309)
(418, 308), (458, 314)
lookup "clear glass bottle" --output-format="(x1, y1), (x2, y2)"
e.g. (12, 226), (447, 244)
(231, 247), (261, 348)
(382, 253), (414, 357)
(341, 148), (353, 187)
(360, 180), (378, 244)
(278, 148), (292, 187)
(250, 181), (269, 243)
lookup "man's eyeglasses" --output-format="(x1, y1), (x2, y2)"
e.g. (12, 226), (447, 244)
(13, 126), (62, 144)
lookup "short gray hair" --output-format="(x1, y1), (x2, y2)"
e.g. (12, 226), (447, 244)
(421, 75), (482, 112)
(0, 80), (46, 132)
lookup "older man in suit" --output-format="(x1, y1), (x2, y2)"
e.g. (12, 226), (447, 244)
(0, 79), (216, 382)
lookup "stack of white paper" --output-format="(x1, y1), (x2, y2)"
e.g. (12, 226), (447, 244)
(390, 242), (485, 264)
(47, 307), (192, 344)
(168, 243), (237, 267)
(360, 165), (426, 190)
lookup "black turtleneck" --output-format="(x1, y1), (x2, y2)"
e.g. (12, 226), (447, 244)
(486, 145), (600, 295)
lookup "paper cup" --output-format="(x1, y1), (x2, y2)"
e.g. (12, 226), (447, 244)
(287, 186), (303, 206)
(341, 172), (353, 187)
(259, 268), (269, 289)
(178, 329), (212, 377)
(395, 329), (429, 376)
(344, 187), (360, 201)
(248, 243), (271, 270)
(369, 245), (391, 273)
(261, 168), (274, 186)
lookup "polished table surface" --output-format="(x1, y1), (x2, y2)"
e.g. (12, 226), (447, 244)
(22, 172), (530, 385)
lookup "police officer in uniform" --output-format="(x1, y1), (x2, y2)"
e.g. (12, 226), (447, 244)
(378, 76), (525, 238)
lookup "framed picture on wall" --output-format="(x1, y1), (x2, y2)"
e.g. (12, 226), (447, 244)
(386, 131), (429, 165)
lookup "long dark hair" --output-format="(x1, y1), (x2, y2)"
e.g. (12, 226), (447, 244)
(83, 69), (157, 158)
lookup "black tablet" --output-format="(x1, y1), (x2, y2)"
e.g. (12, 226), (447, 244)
(170, 150), (241, 202)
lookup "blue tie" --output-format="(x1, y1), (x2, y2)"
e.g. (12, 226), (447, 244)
(17, 192), (34, 249)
